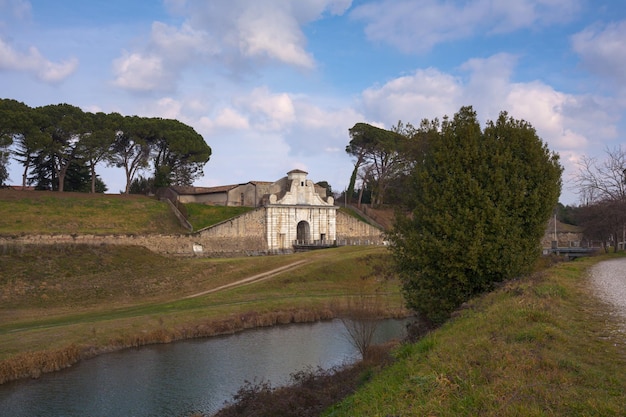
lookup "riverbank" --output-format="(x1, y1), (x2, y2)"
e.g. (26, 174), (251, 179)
(324, 253), (626, 416)
(0, 244), (409, 385)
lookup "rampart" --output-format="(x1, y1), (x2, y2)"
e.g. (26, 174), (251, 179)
(336, 211), (385, 245)
(0, 208), (384, 257)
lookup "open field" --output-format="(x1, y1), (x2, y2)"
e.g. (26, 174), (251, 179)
(0, 243), (407, 384)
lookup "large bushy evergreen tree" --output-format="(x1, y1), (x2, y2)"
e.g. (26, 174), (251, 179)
(389, 106), (562, 324)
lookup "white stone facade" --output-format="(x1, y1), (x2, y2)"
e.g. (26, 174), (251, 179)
(266, 169), (337, 251)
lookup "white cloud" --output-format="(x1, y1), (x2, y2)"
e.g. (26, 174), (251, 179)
(357, 53), (619, 204)
(0, 36), (77, 82)
(199, 108), (250, 132)
(351, 0), (582, 53)
(361, 68), (463, 122)
(235, 3), (314, 68)
(150, 21), (218, 61)
(505, 82), (588, 149)
(112, 0), (352, 93)
(237, 87), (297, 131)
(111, 51), (169, 92)
(111, 21), (218, 92)
(572, 20), (626, 87)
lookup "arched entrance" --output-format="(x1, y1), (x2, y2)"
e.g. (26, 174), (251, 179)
(296, 221), (310, 244)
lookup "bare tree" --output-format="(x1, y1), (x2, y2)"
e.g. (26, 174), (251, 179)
(574, 145), (626, 204)
(573, 145), (626, 251)
(341, 293), (381, 359)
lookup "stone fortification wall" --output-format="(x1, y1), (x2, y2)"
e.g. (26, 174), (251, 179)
(0, 234), (196, 256)
(335, 211), (385, 245)
(1, 208), (384, 257)
(196, 209), (268, 254)
(0, 231), (268, 258)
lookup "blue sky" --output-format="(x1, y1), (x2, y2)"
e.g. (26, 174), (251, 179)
(1, 0), (625, 205)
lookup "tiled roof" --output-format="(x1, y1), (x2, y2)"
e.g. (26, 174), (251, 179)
(171, 184), (239, 195)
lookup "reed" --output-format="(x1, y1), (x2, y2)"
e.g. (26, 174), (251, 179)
(0, 305), (406, 384)
(0, 345), (82, 384)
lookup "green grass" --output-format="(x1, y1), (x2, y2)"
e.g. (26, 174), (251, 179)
(0, 189), (184, 235)
(339, 206), (373, 225)
(184, 203), (254, 230)
(0, 244), (406, 381)
(324, 254), (626, 417)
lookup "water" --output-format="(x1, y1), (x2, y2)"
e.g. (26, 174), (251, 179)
(0, 318), (408, 417)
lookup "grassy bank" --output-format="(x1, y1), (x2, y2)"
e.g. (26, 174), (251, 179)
(324, 254), (626, 416)
(0, 244), (407, 384)
(0, 189), (184, 235)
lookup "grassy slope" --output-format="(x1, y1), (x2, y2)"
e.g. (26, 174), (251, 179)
(185, 203), (255, 230)
(325, 254), (626, 416)
(0, 189), (257, 234)
(0, 190), (407, 383)
(0, 189), (185, 235)
(0, 243), (406, 382)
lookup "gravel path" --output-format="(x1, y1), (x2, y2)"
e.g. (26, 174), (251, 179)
(589, 258), (626, 316)
(588, 258), (626, 340)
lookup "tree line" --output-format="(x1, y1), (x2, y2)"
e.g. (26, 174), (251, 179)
(0, 99), (211, 193)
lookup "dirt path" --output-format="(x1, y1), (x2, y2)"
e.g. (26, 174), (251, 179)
(183, 260), (309, 299)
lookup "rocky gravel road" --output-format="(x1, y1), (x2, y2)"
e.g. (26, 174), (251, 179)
(588, 258), (626, 343)
(589, 258), (626, 316)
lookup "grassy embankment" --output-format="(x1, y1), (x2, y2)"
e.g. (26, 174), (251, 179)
(324, 253), (626, 416)
(0, 190), (407, 384)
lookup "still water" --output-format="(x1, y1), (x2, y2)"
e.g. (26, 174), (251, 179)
(0, 318), (408, 417)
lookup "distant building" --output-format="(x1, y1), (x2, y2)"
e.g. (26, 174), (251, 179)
(167, 169), (382, 254)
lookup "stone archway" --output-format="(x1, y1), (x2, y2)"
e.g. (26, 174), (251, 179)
(296, 221), (310, 244)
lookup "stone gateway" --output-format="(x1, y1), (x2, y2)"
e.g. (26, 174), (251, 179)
(0, 170), (384, 257)
(191, 169), (383, 255)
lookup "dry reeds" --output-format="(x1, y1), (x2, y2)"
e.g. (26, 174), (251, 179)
(0, 345), (82, 384)
(0, 308), (341, 385)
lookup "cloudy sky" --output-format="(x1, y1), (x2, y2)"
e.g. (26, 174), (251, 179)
(1, 0), (625, 204)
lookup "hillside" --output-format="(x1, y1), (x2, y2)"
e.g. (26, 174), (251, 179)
(0, 189), (255, 235)
(0, 189), (185, 235)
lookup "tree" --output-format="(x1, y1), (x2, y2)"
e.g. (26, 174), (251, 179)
(315, 181), (333, 198)
(150, 118), (211, 187)
(63, 160), (108, 193)
(574, 200), (623, 251)
(0, 99), (48, 188)
(574, 145), (626, 203)
(79, 112), (118, 193)
(0, 148), (8, 186)
(573, 145), (626, 251)
(35, 103), (87, 192)
(109, 116), (211, 192)
(389, 106), (562, 324)
(346, 123), (406, 207)
(109, 116), (152, 194)
(0, 99), (19, 186)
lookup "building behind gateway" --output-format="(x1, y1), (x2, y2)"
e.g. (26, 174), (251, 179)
(167, 169), (384, 255)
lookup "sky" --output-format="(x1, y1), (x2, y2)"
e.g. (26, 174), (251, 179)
(1, 0), (625, 205)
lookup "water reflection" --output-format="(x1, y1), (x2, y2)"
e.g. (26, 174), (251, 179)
(0, 318), (408, 417)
